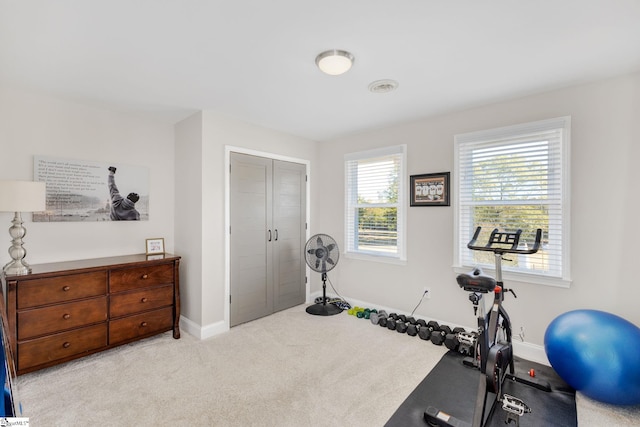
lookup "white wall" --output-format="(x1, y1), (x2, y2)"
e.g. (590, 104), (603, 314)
(174, 112), (204, 327)
(175, 111), (318, 335)
(317, 72), (640, 348)
(5, 71), (638, 352)
(0, 85), (176, 266)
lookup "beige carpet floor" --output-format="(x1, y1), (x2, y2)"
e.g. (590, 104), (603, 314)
(14, 304), (640, 426)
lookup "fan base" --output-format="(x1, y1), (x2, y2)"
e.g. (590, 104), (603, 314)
(306, 303), (343, 316)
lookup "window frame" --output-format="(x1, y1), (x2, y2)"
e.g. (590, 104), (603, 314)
(453, 117), (571, 288)
(344, 145), (407, 264)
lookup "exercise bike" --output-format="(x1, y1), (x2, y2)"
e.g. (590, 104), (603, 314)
(425, 227), (548, 427)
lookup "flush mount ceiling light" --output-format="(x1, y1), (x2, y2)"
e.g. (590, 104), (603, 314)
(368, 79), (399, 93)
(315, 50), (355, 76)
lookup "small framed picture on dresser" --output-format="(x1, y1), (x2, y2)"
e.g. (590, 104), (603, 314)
(146, 238), (165, 255)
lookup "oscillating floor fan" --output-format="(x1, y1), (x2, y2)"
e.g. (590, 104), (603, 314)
(305, 234), (342, 316)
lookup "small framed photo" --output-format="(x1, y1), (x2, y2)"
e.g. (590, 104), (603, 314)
(410, 172), (450, 206)
(145, 238), (165, 255)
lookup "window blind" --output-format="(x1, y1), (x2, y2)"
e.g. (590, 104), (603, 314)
(345, 145), (405, 259)
(455, 117), (570, 281)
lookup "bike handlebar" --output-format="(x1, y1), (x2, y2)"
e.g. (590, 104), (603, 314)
(467, 227), (542, 255)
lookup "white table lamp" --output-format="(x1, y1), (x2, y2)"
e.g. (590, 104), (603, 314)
(0, 181), (46, 275)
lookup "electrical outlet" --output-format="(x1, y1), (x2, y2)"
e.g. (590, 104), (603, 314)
(423, 287), (431, 299)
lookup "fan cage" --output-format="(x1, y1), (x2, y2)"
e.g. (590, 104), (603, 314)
(305, 233), (340, 274)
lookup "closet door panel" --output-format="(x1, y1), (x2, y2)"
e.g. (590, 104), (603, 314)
(230, 153), (273, 326)
(273, 160), (307, 312)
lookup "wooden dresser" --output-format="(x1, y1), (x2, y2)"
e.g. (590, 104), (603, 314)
(1, 254), (180, 375)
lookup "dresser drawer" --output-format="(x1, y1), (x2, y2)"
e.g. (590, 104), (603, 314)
(17, 271), (107, 309)
(109, 263), (174, 293)
(109, 307), (173, 345)
(18, 323), (107, 371)
(110, 284), (174, 318)
(18, 296), (108, 340)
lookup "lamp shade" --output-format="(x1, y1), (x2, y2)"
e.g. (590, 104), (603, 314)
(0, 181), (46, 212)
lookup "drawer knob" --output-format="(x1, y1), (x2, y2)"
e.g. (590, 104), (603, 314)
(63, 313), (71, 320)
(63, 342), (71, 348)
(62, 286), (71, 292)
(140, 321), (148, 327)
(141, 297), (148, 303)
(142, 274), (148, 279)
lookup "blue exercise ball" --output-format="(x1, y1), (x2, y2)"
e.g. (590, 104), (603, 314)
(544, 309), (640, 405)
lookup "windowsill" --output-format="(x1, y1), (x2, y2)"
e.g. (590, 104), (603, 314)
(345, 251), (407, 265)
(452, 265), (572, 288)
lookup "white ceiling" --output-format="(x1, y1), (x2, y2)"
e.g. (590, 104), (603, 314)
(1, 1), (639, 141)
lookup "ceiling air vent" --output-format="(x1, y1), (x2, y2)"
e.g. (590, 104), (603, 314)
(368, 79), (399, 93)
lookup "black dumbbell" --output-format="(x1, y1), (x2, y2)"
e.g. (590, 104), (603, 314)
(393, 315), (406, 328)
(418, 320), (440, 341)
(386, 314), (400, 330)
(406, 318), (426, 336)
(381, 313), (399, 328)
(373, 312), (396, 327)
(396, 321), (409, 333)
(444, 327), (467, 351)
(395, 316), (419, 334)
(396, 316), (427, 337)
(406, 319), (423, 336)
(430, 325), (453, 345)
(396, 317), (417, 333)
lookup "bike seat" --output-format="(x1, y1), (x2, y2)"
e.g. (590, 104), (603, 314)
(456, 268), (496, 293)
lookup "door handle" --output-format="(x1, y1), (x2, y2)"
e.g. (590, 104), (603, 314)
(274, 229), (278, 241)
(268, 229), (272, 242)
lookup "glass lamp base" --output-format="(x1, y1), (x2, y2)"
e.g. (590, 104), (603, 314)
(3, 259), (31, 276)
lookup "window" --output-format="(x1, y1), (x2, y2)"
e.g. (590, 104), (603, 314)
(454, 117), (570, 286)
(345, 145), (406, 261)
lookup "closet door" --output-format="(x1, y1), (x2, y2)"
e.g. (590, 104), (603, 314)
(272, 160), (306, 311)
(230, 153), (306, 326)
(230, 153), (273, 326)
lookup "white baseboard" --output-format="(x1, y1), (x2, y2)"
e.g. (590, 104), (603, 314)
(313, 291), (550, 366)
(180, 315), (229, 340)
(513, 340), (550, 366)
